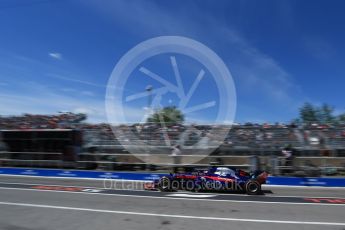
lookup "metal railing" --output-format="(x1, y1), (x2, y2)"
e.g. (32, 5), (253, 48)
(1, 151), (345, 176)
(0, 151), (63, 168)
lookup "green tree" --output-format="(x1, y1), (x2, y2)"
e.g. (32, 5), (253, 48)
(298, 103), (337, 125)
(147, 106), (184, 124)
(316, 104), (335, 124)
(299, 103), (318, 124)
(339, 114), (345, 123)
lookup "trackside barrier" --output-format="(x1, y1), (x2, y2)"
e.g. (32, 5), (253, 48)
(266, 176), (345, 187)
(0, 167), (166, 181)
(1, 167), (345, 187)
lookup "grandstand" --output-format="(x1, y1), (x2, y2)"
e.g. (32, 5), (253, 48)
(1, 113), (345, 175)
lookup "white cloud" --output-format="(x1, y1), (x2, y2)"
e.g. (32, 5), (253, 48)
(46, 73), (126, 92)
(0, 81), (105, 122)
(81, 0), (304, 122)
(0, 80), (149, 123)
(49, 52), (62, 60)
(0, 2), (305, 124)
(61, 88), (75, 92)
(84, 1), (301, 96)
(60, 88), (95, 97)
(48, 73), (105, 88)
(81, 91), (95, 97)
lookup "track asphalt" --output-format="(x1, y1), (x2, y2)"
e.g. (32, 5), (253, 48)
(0, 175), (344, 230)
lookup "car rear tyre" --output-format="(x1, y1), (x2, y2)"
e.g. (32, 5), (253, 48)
(245, 180), (261, 195)
(184, 180), (196, 192)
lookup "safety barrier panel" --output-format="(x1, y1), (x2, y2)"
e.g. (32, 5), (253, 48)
(0, 167), (165, 181)
(1, 167), (345, 187)
(266, 176), (345, 187)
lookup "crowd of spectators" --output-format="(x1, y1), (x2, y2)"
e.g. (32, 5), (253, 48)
(0, 113), (87, 130)
(1, 113), (345, 150)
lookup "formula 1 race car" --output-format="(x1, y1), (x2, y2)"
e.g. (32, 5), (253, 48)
(144, 167), (268, 195)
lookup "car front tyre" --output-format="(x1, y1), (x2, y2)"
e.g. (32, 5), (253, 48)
(158, 177), (177, 192)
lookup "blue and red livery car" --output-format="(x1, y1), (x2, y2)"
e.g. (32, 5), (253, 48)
(144, 167), (268, 195)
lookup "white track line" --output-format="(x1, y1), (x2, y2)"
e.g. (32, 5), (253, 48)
(0, 180), (155, 193)
(0, 186), (345, 206)
(0, 201), (344, 226)
(263, 184), (345, 190)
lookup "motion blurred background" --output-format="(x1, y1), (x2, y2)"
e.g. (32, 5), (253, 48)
(1, 0), (345, 176)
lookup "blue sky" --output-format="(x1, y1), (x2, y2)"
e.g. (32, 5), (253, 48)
(0, 0), (344, 123)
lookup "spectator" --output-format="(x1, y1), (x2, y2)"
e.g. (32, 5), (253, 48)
(281, 145), (295, 174)
(282, 145), (294, 165)
(170, 145), (181, 173)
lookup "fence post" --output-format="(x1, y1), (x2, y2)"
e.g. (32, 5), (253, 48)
(270, 155), (279, 175)
(250, 155), (259, 172)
